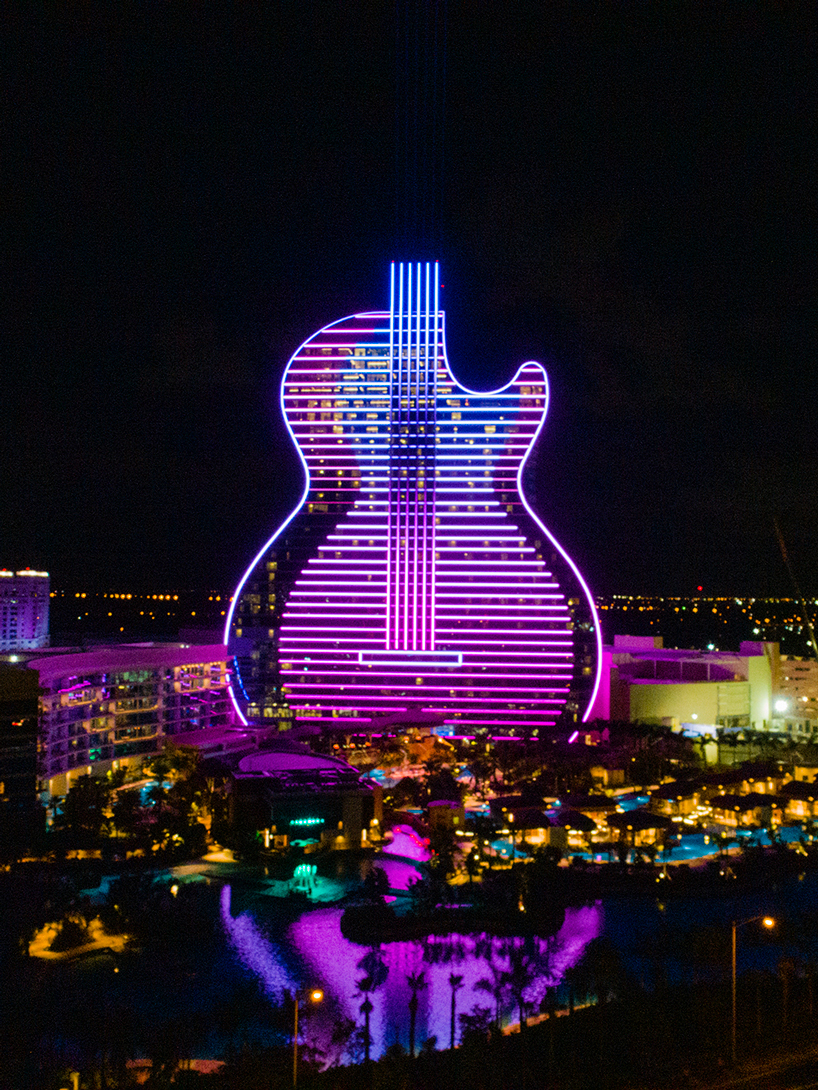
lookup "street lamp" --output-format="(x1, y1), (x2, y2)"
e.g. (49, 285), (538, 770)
(731, 915), (774, 1063)
(293, 988), (323, 1089)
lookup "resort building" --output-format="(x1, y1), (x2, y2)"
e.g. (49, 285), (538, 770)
(0, 662), (40, 839)
(0, 569), (49, 651)
(226, 746), (378, 849)
(589, 635), (777, 734)
(771, 655), (818, 734)
(29, 643), (234, 798)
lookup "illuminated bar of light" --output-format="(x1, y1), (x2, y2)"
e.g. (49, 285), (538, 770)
(227, 266), (601, 730)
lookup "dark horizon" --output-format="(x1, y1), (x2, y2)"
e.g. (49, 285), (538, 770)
(3, 4), (814, 599)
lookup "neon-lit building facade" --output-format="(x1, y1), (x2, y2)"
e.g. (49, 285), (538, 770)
(0, 569), (49, 652)
(30, 643), (233, 798)
(227, 264), (601, 735)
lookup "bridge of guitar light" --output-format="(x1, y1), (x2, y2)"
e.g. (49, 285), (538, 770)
(357, 650), (463, 668)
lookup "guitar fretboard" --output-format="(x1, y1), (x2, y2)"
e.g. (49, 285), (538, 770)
(386, 262), (441, 652)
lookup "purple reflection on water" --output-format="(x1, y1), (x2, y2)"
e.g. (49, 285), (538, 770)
(288, 903), (602, 1057)
(381, 825), (431, 864)
(219, 872), (602, 1059)
(220, 884), (296, 999)
(375, 824), (431, 896)
(377, 856), (426, 894)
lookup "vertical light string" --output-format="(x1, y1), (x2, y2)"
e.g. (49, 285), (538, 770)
(386, 263), (396, 649)
(421, 262), (430, 650)
(404, 262), (411, 651)
(410, 263), (417, 647)
(412, 257), (418, 645)
(431, 261), (439, 649)
(396, 264), (405, 649)
(386, 262), (440, 654)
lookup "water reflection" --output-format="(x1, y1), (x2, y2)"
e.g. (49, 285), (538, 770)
(376, 824), (429, 895)
(219, 885), (296, 998)
(381, 824), (430, 864)
(220, 885), (601, 1057)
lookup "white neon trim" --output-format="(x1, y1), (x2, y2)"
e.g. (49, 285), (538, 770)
(229, 270), (600, 727)
(223, 306), (382, 724)
(508, 360), (604, 720)
(358, 649), (463, 667)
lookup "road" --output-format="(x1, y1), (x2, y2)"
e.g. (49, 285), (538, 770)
(675, 1046), (818, 1090)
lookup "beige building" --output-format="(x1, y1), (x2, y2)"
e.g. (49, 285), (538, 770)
(773, 656), (818, 733)
(589, 635), (776, 734)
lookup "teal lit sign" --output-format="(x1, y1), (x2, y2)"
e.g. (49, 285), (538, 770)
(290, 817), (324, 827)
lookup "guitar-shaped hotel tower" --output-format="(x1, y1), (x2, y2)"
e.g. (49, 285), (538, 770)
(226, 263), (601, 735)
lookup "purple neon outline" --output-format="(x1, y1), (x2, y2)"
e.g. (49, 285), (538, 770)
(421, 262), (429, 649)
(411, 262), (419, 651)
(227, 283), (601, 726)
(403, 262), (412, 650)
(396, 263), (404, 650)
(428, 339), (602, 720)
(386, 263), (395, 648)
(280, 637), (571, 649)
(431, 267), (439, 647)
(222, 309), (384, 724)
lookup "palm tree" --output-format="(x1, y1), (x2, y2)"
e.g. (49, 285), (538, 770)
(406, 970), (427, 1058)
(448, 973), (465, 1049)
(472, 814), (497, 870)
(356, 948), (388, 1063)
(464, 848), (480, 885)
(476, 964), (507, 1028)
(503, 948), (537, 1032)
(359, 996), (374, 1063)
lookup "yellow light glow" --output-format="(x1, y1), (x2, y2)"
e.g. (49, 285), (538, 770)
(311, 989), (324, 1003)
(762, 917), (775, 929)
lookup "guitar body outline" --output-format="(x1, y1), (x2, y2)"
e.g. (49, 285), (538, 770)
(226, 264), (601, 735)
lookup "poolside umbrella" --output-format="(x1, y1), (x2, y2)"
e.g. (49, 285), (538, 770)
(607, 809), (673, 834)
(553, 809), (597, 833)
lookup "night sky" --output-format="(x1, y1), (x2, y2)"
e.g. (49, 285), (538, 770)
(2, 3), (814, 598)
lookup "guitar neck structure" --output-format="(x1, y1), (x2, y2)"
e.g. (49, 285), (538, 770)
(227, 263), (602, 737)
(387, 261), (440, 653)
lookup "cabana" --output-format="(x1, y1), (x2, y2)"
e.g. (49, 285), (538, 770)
(552, 808), (598, 850)
(607, 808), (673, 847)
(708, 791), (778, 827)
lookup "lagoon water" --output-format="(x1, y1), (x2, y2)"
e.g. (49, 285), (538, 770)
(49, 832), (818, 1065)
(216, 826), (603, 1056)
(214, 832), (818, 1060)
(220, 885), (602, 1056)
